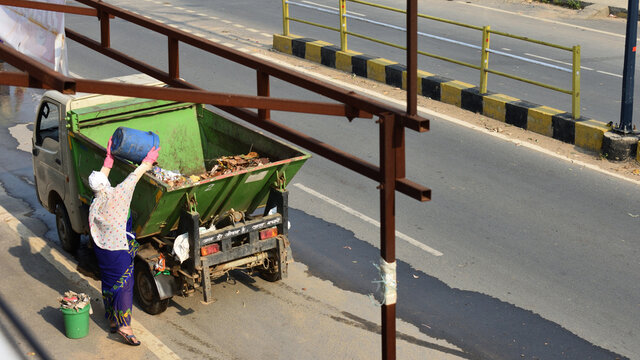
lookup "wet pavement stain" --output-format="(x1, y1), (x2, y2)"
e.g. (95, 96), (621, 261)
(288, 208), (628, 360)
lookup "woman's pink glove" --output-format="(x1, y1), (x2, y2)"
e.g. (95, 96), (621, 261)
(142, 146), (160, 164)
(103, 137), (114, 169)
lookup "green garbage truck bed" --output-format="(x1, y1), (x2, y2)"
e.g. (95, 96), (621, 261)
(67, 98), (310, 238)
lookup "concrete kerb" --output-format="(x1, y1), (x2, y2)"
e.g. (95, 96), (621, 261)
(273, 34), (640, 161)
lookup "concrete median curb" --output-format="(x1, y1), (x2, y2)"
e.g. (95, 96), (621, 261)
(273, 34), (639, 161)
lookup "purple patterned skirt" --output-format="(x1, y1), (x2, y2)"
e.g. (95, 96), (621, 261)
(93, 217), (139, 327)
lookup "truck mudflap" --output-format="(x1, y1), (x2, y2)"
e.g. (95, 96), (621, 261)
(154, 274), (177, 300)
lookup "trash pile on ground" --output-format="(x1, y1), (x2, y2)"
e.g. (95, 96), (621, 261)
(151, 152), (270, 188)
(58, 291), (90, 311)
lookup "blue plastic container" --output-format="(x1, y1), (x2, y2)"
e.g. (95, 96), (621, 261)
(110, 127), (160, 164)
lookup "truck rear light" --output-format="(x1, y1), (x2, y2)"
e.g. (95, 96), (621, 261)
(200, 243), (220, 256)
(259, 227), (278, 240)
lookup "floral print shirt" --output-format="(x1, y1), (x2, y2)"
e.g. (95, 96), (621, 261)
(89, 173), (137, 250)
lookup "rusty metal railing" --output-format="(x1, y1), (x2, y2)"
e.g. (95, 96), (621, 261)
(0, 1), (427, 359)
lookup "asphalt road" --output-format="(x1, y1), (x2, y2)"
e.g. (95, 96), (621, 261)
(0, 0), (639, 359)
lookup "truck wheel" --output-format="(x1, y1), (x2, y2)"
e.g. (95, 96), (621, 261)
(134, 260), (169, 315)
(55, 202), (80, 253)
(259, 256), (282, 282)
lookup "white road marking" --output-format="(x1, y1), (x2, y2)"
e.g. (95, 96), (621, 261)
(233, 24), (245, 28)
(209, 16), (219, 20)
(260, 32), (272, 37)
(197, 13), (207, 16)
(182, 28), (194, 33)
(175, 6), (185, 10)
(0, 205), (182, 360)
(194, 33), (205, 38)
(457, 1), (632, 40)
(253, 52), (640, 187)
(525, 53), (594, 70)
(209, 37), (221, 42)
(302, 0), (366, 16)
(221, 19), (232, 24)
(293, 183), (444, 256)
(238, 48), (251, 53)
(501, 48), (511, 51)
(247, 28), (259, 33)
(597, 70), (623, 78)
(186, 9), (195, 13)
(222, 42), (235, 47)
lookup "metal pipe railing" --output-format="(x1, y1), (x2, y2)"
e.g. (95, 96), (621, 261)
(281, 0), (581, 119)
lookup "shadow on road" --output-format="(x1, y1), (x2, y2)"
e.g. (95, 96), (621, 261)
(288, 208), (628, 360)
(8, 236), (108, 337)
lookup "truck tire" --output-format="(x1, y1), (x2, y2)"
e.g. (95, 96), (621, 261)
(259, 255), (283, 282)
(55, 202), (80, 253)
(134, 260), (169, 315)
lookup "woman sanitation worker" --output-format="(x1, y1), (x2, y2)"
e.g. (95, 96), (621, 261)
(88, 137), (160, 346)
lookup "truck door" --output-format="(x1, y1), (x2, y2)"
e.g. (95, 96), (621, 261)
(32, 100), (65, 209)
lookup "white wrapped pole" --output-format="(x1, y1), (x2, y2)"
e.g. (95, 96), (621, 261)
(380, 258), (397, 305)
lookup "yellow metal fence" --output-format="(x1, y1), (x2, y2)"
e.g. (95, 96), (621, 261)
(281, 0), (581, 119)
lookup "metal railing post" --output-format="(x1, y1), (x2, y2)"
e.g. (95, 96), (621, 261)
(168, 37), (179, 80)
(339, 0), (348, 51)
(572, 45), (581, 119)
(282, 0), (290, 36)
(99, 11), (110, 48)
(257, 70), (271, 120)
(379, 112), (397, 360)
(480, 25), (490, 93)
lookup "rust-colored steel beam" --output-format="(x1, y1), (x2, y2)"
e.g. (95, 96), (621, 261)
(0, 71), (30, 87)
(407, 0), (418, 117)
(74, 79), (372, 117)
(100, 11), (110, 48)
(0, 0), (99, 16)
(0, 42), (74, 93)
(0, 71), (57, 90)
(257, 71), (270, 120)
(379, 113), (397, 360)
(168, 37), (179, 80)
(72, 0), (429, 132)
(64, 28), (373, 118)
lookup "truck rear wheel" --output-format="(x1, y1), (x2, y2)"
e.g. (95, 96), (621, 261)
(134, 260), (169, 315)
(259, 255), (283, 282)
(55, 202), (80, 253)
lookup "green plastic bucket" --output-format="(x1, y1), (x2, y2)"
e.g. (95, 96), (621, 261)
(60, 305), (90, 339)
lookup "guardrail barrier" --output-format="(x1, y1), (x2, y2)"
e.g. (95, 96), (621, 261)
(282, 0), (581, 119)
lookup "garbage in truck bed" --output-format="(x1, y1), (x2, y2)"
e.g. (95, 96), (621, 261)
(150, 151), (271, 189)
